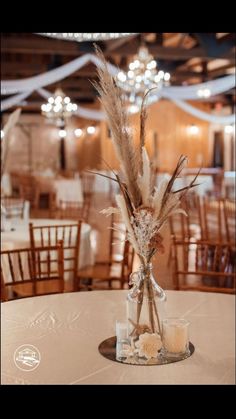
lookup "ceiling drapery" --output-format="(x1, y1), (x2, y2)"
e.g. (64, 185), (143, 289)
(1, 53), (235, 125)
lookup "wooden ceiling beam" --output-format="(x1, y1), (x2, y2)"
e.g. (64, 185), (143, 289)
(105, 35), (137, 52)
(112, 43), (235, 61)
(2, 36), (235, 61)
(208, 64), (235, 78)
(1, 37), (82, 56)
(48, 78), (93, 89)
(219, 33), (236, 44)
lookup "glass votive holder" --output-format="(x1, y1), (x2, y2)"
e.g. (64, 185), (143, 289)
(115, 321), (129, 360)
(161, 318), (190, 359)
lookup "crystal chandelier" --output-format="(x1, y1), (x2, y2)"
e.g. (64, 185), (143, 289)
(117, 45), (171, 111)
(36, 33), (137, 42)
(41, 88), (78, 127)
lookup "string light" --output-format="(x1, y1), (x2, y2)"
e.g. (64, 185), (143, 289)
(224, 125), (234, 134)
(197, 88), (211, 98)
(87, 126), (96, 134)
(74, 128), (83, 137)
(58, 129), (66, 138)
(187, 124), (199, 135)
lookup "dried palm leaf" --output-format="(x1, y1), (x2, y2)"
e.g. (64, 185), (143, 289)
(93, 45), (141, 208)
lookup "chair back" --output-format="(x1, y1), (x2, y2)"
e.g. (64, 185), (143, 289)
(29, 222), (81, 284)
(169, 193), (202, 241)
(58, 200), (90, 223)
(120, 239), (135, 286)
(1, 242), (64, 301)
(172, 238), (235, 294)
(222, 199), (236, 244)
(81, 172), (95, 202)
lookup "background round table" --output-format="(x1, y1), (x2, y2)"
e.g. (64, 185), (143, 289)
(1, 290), (235, 384)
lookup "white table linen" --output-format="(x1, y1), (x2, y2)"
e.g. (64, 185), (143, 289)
(93, 170), (119, 195)
(1, 290), (235, 384)
(53, 179), (83, 206)
(1, 173), (12, 196)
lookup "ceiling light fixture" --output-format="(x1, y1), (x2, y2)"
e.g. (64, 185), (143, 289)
(117, 45), (171, 110)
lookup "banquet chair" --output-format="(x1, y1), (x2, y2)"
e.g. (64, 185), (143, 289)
(1, 241), (64, 301)
(17, 173), (38, 209)
(76, 233), (135, 291)
(80, 172), (95, 203)
(171, 237), (236, 294)
(200, 197), (224, 241)
(58, 199), (90, 223)
(168, 193), (202, 265)
(101, 213), (126, 264)
(1, 197), (28, 220)
(222, 199), (236, 245)
(29, 221), (81, 290)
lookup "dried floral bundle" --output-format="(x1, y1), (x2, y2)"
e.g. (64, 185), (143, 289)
(94, 46), (199, 266)
(94, 47), (199, 340)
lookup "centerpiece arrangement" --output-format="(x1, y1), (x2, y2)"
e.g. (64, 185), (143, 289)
(94, 47), (198, 364)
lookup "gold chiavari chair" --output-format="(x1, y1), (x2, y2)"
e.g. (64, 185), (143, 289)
(1, 241), (64, 301)
(57, 200), (90, 223)
(76, 232), (134, 291)
(29, 221), (81, 291)
(172, 237), (236, 294)
(222, 199), (236, 245)
(81, 172), (95, 204)
(168, 193), (202, 265)
(200, 197), (224, 241)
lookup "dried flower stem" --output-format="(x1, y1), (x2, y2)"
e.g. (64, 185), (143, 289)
(146, 279), (155, 333)
(136, 280), (144, 326)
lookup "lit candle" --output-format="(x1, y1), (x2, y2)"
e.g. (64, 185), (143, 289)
(162, 318), (189, 355)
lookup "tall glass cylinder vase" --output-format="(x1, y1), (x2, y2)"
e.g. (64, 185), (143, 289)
(126, 263), (167, 363)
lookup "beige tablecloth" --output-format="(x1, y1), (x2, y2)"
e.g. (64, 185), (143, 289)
(1, 290), (235, 384)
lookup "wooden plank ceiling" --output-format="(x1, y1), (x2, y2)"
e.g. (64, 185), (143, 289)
(1, 33), (235, 113)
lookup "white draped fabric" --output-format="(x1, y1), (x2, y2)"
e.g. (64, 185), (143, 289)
(171, 99), (235, 124)
(1, 54), (118, 95)
(1, 51), (235, 125)
(161, 75), (235, 100)
(1, 91), (33, 112)
(34, 87), (236, 125)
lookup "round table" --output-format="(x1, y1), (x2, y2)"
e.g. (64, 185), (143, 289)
(1, 290), (235, 384)
(1, 218), (95, 269)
